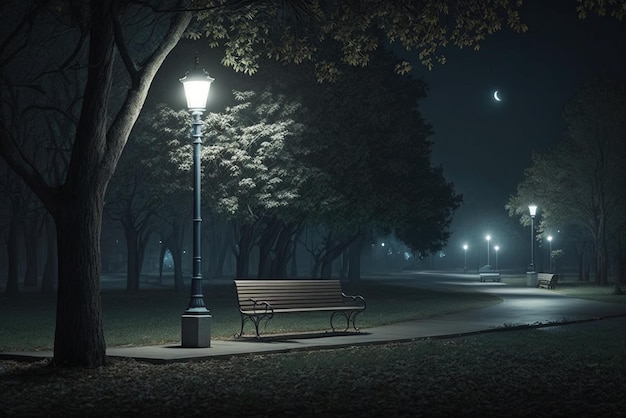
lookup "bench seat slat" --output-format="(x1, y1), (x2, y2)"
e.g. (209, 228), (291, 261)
(241, 306), (364, 315)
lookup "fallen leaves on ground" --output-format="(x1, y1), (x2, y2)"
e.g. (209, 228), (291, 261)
(1, 327), (625, 417)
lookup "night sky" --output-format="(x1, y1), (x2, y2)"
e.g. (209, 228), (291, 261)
(413, 0), (626, 261)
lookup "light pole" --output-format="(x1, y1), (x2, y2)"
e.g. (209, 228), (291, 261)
(485, 235), (491, 267)
(494, 245), (500, 271)
(547, 235), (553, 272)
(528, 204), (537, 272)
(463, 244), (468, 273)
(180, 56), (215, 348)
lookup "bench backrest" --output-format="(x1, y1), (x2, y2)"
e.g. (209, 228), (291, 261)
(537, 273), (558, 281)
(234, 279), (353, 311)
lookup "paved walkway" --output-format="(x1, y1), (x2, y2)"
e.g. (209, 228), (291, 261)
(3, 272), (626, 364)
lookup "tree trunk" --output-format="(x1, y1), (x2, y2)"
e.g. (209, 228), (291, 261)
(270, 231), (294, 279)
(309, 258), (321, 279)
(120, 210), (153, 292)
(41, 214), (58, 293)
(123, 224), (140, 293)
(320, 235), (356, 279)
(615, 253), (624, 295)
(50, 1), (116, 367)
(339, 248), (348, 279)
(23, 217), (40, 287)
(158, 236), (169, 285)
(257, 216), (278, 278)
(213, 239), (228, 278)
(290, 248), (298, 277)
(52, 193), (106, 367)
(235, 223), (255, 278)
(170, 218), (186, 291)
(347, 234), (363, 286)
(596, 240), (608, 285)
(320, 245), (345, 279)
(320, 257), (333, 279)
(5, 216), (20, 296)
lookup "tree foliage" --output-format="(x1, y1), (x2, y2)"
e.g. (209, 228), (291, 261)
(507, 77), (626, 286)
(576, 0), (626, 20)
(159, 90), (308, 277)
(279, 46), (462, 257)
(189, 0), (529, 79)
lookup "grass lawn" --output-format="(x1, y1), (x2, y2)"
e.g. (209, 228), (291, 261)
(1, 276), (626, 416)
(0, 279), (500, 351)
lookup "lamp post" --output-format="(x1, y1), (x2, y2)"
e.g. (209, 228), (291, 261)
(494, 245), (500, 271)
(485, 235), (491, 267)
(180, 56), (215, 348)
(463, 244), (468, 273)
(528, 204), (537, 272)
(547, 235), (553, 272)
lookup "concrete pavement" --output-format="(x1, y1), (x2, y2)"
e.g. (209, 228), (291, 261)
(3, 272), (626, 364)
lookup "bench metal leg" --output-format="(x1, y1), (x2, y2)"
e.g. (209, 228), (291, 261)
(330, 310), (362, 332)
(235, 313), (273, 339)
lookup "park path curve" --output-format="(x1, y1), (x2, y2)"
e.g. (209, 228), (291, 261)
(2, 271), (626, 363)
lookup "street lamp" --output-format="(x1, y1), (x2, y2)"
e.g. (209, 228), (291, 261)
(180, 56), (215, 348)
(547, 235), (553, 272)
(528, 204), (537, 272)
(485, 235), (491, 266)
(494, 245), (500, 271)
(463, 244), (468, 273)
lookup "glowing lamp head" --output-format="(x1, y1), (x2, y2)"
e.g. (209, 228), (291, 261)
(463, 244), (468, 251)
(547, 235), (553, 242)
(180, 57), (214, 111)
(486, 235), (491, 242)
(528, 204), (537, 218)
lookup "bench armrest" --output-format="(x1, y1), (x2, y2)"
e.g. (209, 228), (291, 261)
(249, 298), (273, 315)
(342, 293), (367, 309)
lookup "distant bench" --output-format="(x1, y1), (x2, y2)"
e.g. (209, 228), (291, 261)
(234, 279), (367, 339)
(479, 272), (501, 282)
(537, 273), (559, 289)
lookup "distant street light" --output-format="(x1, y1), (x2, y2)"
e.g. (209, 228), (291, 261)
(463, 244), (468, 273)
(528, 204), (537, 272)
(547, 235), (553, 272)
(485, 235), (491, 266)
(180, 56), (214, 348)
(494, 245), (500, 271)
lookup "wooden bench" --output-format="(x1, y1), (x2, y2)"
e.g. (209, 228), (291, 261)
(479, 272), (501, 282)
(234, 279), (366, 339)
(537, 273), (559, 289)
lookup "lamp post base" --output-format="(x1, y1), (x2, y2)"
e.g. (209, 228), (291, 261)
(526, 271), (538, 287)
(181, 314), (212, 348)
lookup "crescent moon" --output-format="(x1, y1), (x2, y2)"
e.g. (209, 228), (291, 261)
(493, 90), (502, 102)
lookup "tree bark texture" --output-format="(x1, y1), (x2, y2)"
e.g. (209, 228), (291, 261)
(5, 217), (20, 296)
(235, 223), (256, 278)
(42, 215), (58, 293)
(347, 234), (363, 285)
(52, 190), (107, 367)
(23, 217), (40, 287)
(123, 225), (140, 293)
(170, 218), (186, 291)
